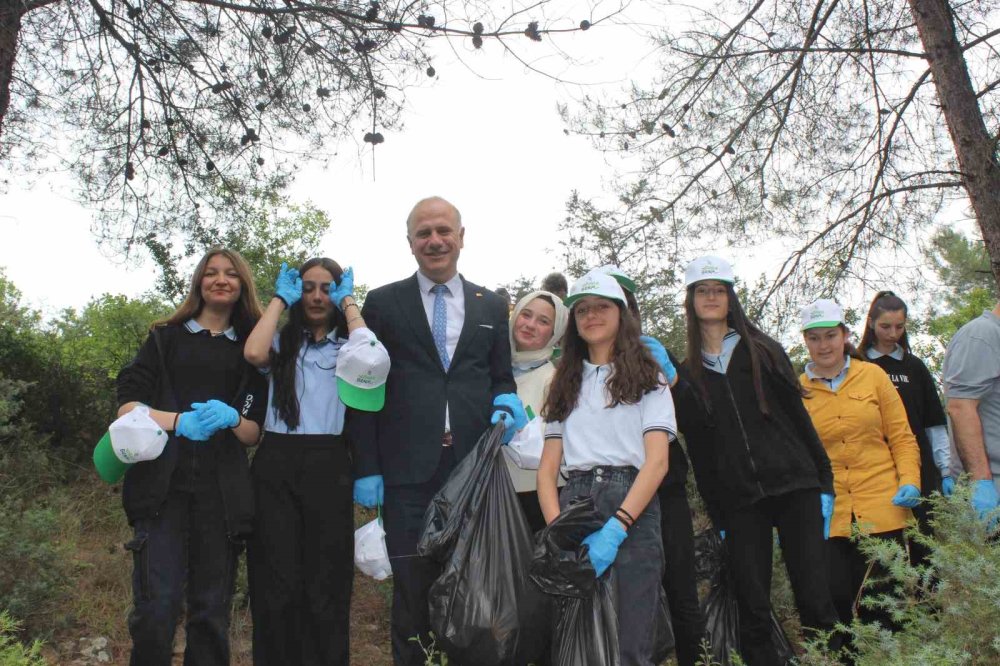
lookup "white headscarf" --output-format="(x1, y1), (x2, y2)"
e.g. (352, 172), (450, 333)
(509, 290), (569, 370)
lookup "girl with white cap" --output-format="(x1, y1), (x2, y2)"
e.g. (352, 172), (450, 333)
(798, 298), (921, 631)
(674, 256), (840, 665)
(538, 269), (675, 666)
(506, 289), (569, 532)
(595, 263), (706, 666)
(243, 258), (389, 665)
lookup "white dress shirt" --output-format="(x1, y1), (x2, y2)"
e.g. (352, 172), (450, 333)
(415, 270), (466, 431)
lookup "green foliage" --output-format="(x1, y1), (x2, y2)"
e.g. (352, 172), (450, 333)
(0, 382), (75, 639)
(798, 485), (1000, 665)
(0, 613), (46, 666)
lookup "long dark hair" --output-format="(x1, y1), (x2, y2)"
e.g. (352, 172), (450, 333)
(859, 290), (910, 354)
(271, 258), (347, 431)
(684, 283), (801, 416)
(156, 247), (263, 339)
(543, 299), (662, 422)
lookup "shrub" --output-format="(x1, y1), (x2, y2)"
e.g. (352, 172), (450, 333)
(799, 484), (1000, 664)
(0, 612), (46, 666)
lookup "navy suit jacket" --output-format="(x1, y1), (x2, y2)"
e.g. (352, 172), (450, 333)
(349, 273), (516, 486)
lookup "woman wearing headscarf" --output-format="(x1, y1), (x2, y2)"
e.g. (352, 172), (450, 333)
(506, 289), (569, 532)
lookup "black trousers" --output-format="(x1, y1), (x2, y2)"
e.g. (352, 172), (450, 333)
(127, 447), (239, 666)
(657, 482), (706, 666)
(517, 489), (547, 535)
(725, 488), (840, 666)
(827, 529), (905, 630)
(383, 447), (457, 666)
(248, 433), (354, 666)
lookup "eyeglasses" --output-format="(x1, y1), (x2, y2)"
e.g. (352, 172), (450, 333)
(875, 290), (896, 298)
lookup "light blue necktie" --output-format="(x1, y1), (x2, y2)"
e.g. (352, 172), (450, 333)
(431, 284), (451, 370)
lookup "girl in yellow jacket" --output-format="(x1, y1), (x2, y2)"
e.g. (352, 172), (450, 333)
(798, 299), (921, 630)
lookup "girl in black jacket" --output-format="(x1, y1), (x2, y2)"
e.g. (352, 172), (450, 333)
(676, 256), (839, 666)
(859, 290), (951, 564)
(116, 248), (268, 666)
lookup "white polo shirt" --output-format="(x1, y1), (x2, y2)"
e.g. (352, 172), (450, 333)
(544, 360), (676, 471)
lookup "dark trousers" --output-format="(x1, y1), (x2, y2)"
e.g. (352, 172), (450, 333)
(657, 483), (706, 666)
(517, 489), (547, 535)
(248, 434), (354, 666)
(383, 447), (457, 666)
(827, 529), (905, 630)
(725, 489), (839, 666)
(126, 450), (238, 666)
(561, 466), (664, 666)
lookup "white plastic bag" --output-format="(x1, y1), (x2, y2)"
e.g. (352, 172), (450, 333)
(354, 515), (392, 580)
(503, 416), (545, 470)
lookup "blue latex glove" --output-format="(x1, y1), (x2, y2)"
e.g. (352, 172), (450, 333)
(719, 530), (726, 541)
(191, 400), (240, 434)
(175, 411), (211, 441)
(891, 484), (921, 508)
(354, 475), (384, 508)
(274, 262), (302, 307)
(582, 518), (628, 577)
(491, 393), (528, 445)
(941, 476), (955, 497)
(971, 479), (1000, 520)
(640, 335), (677, 385)
(820, 492), (835, 540)
(328, 266), (355, 311)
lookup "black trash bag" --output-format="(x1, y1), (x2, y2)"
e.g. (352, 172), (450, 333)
(416, 422), (548, 665)
(531, 498), (676, 665)
(694, 529), (794, 665)
(531, 497), (620, 666)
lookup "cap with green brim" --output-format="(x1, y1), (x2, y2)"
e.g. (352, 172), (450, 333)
(595, 264), (637, 294)
(564, 270), (628, 309)
(336, 327), (390, 412)
(93, 406), (169, 484)
(800, 299), (845, 331)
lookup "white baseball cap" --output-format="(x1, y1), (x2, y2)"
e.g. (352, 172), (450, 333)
(594, 264), (637, 293)
(564, 270), (628, 308)
(800, 299), (845, 331)
(93, 406), (169, 483)
(336, 327), (390, 412)
(684, 255), (735, 287)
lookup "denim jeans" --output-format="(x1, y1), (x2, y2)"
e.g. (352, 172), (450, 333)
(125, 444), (240, 666)
(560, 465), (665, 666)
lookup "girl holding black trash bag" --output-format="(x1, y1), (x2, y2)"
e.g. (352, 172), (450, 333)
(674, 256), (840, 666)
(595, 264), (707, 666)
(115, 247), (268, 666)
(243, 258), (389, 666)
(538, 269), (674, 666)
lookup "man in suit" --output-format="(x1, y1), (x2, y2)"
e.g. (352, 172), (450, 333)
(350, 196), (522, 665)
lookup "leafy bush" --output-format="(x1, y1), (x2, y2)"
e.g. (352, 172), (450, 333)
(0, 612), (46, 666)
(0, 381), (75, 638)
(798, 484), (1000, 665)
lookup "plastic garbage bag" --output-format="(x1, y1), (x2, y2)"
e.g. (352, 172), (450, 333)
(531, 497), (619, 666)
(354, 511), (391, 581)
(416, 422), (547, 665)
(694, 529), (794, 665)
(531, 496), (676, 665)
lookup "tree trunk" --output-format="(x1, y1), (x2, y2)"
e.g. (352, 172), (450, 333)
(0, 0), (24, 147)
(909, 0), (1000, 292)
